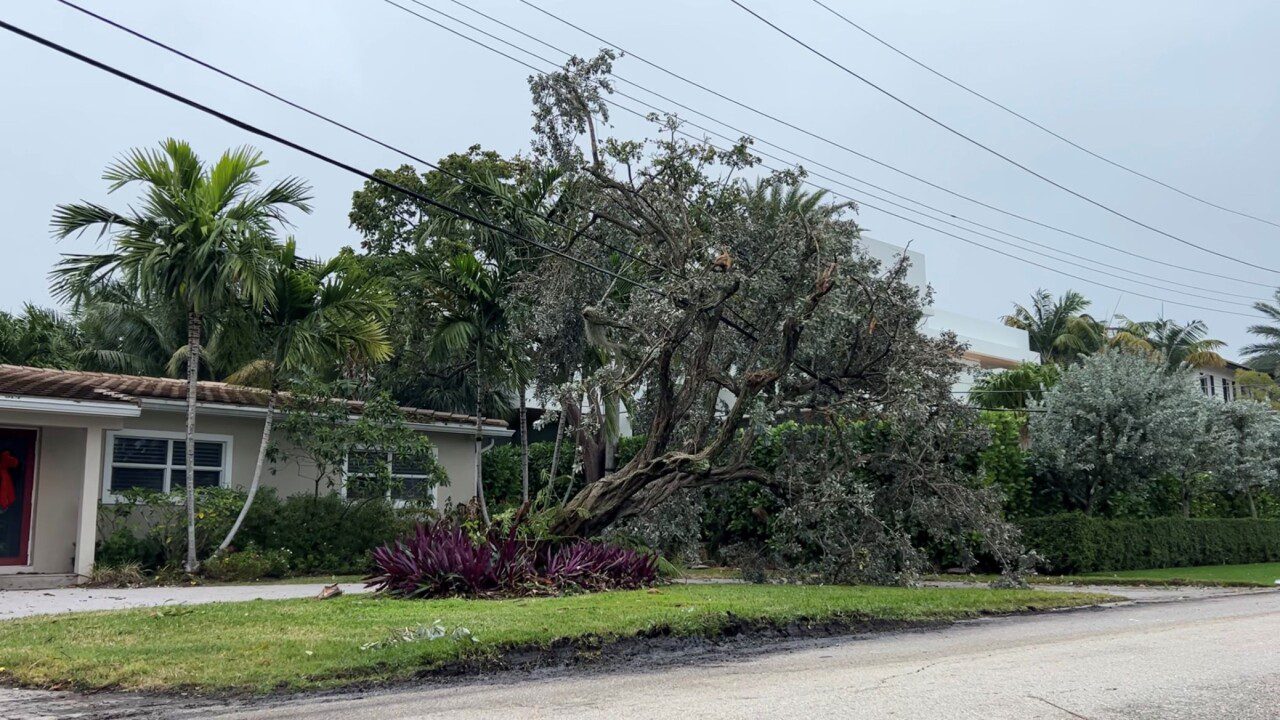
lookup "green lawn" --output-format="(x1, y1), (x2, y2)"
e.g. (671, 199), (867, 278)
(934, 562), (1280, 588)
(1080, 562), (1280, 587)
(0, 584), (1108, 694)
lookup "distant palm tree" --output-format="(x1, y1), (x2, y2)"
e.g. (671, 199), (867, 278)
(969, 362), (1061, 411)
(51, 139), (311, 572)
(1243, 290), (1280, 374)
(1111, 316), (1226, 370)
(1001, 289), (1103, 365)
(214, 241), (392, 556)
(0, 304), (85, 369)
(424, 252), (522, 523)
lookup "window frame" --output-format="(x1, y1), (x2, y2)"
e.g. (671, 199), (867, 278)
(102, 429), (234, 503)
(340, 446), (440, 506)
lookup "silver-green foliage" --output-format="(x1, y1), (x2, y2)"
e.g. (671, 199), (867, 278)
(1032, 350), (1220, 514)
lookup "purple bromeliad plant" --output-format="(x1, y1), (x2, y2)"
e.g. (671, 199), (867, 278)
(366, 520), (657, 598)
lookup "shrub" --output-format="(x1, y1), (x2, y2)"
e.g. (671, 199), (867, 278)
(367, 519), (656, 598)
(976, 411), (1032, 518)
(1021, 513), (1280, 573)
(544, 540), (658, 591)
(202, 545), (293, 582)
(237, 493), (403, 575)
(87, 561), (147, 588)
(97, 489), (402, 577)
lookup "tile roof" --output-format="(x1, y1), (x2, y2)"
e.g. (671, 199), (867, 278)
(0, 365), (506, 428)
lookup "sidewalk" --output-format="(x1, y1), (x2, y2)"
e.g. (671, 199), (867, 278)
(0, 581), (368, 620)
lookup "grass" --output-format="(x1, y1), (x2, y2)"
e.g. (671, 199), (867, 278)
(0, 584), (1108, 694)
(933, 562), (1280, 588)
(1079, 562), (1280, 587)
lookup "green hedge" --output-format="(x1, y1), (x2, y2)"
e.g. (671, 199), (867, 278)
(1021, 514), (1280, 573)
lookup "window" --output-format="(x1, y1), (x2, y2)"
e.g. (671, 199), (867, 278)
(343, 449), (438, 503)
(1222, 378), (1234, 402)
(104, 431), (231, 500)
(1199, 375), (1209, 395)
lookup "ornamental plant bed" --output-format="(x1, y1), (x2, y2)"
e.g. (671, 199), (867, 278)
(366, 520), (658, 598)
(0, 584), (1112, 694)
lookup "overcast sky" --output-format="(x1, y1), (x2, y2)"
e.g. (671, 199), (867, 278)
(2, 0), (1278, 357)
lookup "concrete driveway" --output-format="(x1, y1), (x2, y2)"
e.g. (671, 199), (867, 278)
(0, 582), (368, 619)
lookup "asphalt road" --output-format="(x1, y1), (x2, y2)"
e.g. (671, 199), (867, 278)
(213, 590), (1280, 720)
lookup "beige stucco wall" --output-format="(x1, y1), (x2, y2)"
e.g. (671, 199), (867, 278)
(29, 426), (88, 574)
(118, 408), (484, 505)
(0, 404), (492, 581)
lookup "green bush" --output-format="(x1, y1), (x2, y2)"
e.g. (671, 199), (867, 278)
(1021, 513), (1280, 573)
(202, 545), (292, 581)
(236, 492), (403, 575)
(977, 411), (1032, 517)
(97, 489), (403, 577)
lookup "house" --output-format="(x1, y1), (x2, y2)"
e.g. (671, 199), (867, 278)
(1197, 360), (1252, 402)
(0, 365), (508, 588)
(860, 237), (1040, 391)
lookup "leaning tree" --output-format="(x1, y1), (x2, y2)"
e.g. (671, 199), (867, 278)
(514, 53), (1018, 578)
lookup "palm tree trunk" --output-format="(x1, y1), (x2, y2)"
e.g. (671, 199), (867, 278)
(215, 387), (276, 556)
(183, 311), (201, 574)
(474, 345), (491, 525)
(549, 404), (566, 501)
(519, 385), (529, 505)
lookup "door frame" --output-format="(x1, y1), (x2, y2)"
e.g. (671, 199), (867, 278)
(0, 427), (39, 567)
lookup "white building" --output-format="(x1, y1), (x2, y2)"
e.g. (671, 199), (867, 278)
(860, 237), (1039, 391)
(1198, 361), (1252, 402)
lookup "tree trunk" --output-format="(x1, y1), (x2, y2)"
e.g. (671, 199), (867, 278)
(550, 453), (766, 538)
(183, 311), (201, 574)
(473, 345), (491, 525)
(1181, 482), (1192, 519)
(549, 403), (566, 501)
(214, 387), (276, 557)
(1247, 488), (1258, 519)
(519, 385), (529, 504)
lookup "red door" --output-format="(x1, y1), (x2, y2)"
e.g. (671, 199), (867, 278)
(0, 429), (37, 566)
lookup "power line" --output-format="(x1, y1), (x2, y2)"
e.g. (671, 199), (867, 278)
(3, 15), (848, 395)
(51, 0), (670, 281)
(809, 0), (1280, 231)
(515, 0), (1278, 291)
(431, 0), (1266, 303)
(0, 19), (648, 297)
(374, 0), (1264, 317)
(728, 0), (1280, 276)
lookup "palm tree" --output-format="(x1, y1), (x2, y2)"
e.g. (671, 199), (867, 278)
(1111, 316), (1226, 370)
(1002, 289), (1103, 365)
(969, 362), (1061, 411)
(50, 139), (311, 572)
(0, 304), (85, 369)
(423, 252), (522, 523)
(214, 242), (392, 556)
(432, 165), (563, 505)
(1243, 290), (1280, 374)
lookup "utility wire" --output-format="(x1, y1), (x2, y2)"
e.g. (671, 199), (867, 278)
(432, 0), (1265, 303)
(52, 0), (668, 281)
(376, 0), (1262, 317)
(3, 15), (847, 394)
(516, 0), (1278, 290)
(728, 0), (1280, 275)
(809, 0), (1280, 231)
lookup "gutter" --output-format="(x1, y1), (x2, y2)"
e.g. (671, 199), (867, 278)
(0, 395), (141, 418)
(138, 398), (514, 438)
